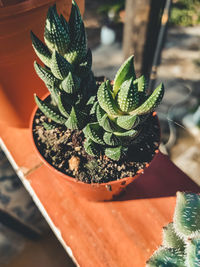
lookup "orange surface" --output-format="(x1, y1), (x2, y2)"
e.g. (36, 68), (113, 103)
(0, 124), (199, 266)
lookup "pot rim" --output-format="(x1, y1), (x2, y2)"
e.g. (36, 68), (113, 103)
(30, 92), (159, 186)
(0, 0), (63, 19)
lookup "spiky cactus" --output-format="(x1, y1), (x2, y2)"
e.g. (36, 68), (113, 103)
(83, 55), (164, 161)
(147, 192), (200, 267)
(31, 1), (96, 130)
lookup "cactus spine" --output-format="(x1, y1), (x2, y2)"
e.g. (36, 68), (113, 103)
(147, 192), (200, 267)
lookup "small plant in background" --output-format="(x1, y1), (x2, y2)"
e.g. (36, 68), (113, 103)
(147, 191), (200, 267)
(83, 56), (164, 161)
(31, 1), (96, 130)
(170, 0), (200, 27)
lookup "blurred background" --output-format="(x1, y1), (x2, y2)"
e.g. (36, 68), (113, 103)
(0, 0), (200, 266)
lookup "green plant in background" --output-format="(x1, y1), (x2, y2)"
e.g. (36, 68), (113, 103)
(31, 1), (96, 130)
(147, 191), (200, 267)
(170, 0), (200, 26)
(83, 56), (164, 161)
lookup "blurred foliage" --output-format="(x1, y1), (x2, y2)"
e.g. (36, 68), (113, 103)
(170, 0), (200, 26)
(97, 0), (125, 22)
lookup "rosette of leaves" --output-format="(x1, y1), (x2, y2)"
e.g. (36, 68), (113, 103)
(31, 1), (96, 130)
(83, 55), (164, 161)
(147, 192), (200, 267)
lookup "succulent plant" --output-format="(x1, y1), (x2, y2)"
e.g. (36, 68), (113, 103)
(83, 55), (164, 161)
(31, 1), (96, 130)
(147, 192), (200, 267)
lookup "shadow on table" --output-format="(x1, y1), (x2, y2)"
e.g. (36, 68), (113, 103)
(116, 152), (200, 201)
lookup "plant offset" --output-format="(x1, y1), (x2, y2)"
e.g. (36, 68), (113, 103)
(32, 1), (164, 183)
(147, 192), (200, 267)
(84, 56), (164, 161)
(31, 1), (96, 130)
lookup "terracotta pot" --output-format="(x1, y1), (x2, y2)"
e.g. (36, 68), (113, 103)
(30, 92), (160, 201)
(0, 0), (84, 127)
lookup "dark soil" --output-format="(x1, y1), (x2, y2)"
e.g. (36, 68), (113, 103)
(32, 109), (160, 184)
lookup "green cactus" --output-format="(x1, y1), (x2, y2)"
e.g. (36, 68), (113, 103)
(147, 192), (200, 267)
(83, 55), (164, 161)
(31, 1), (96, 130)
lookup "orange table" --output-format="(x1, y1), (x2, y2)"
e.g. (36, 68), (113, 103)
(0, 123), (199, 266)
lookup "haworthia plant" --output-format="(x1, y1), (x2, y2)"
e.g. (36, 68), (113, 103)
(31, 1), (96, 130)
(83, 55), (164, 161)
(147, 192), (200, 267)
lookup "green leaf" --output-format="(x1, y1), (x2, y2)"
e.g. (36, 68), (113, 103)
(134, 75), (146, 92)
(162, 223), (185, 251)
(114, 129), (137, 137)
(146, 247), (186, 267)
(31, 31), (51, 67)
(57, 93), (70, 118)
(61, 72), (80, 94)
(77, 48), (92, 78)
(105, 146), (122, 161)
(103, 132), (120, 146)
(186, 237), (200, 267)
(83, 123), (105, 145)
(90, 101), (98, 115)
(34, 94), (66, 124)
(66, 22), (87, 64)
(46, 84), (60, 105)
(113, 55), (136, 96)
(130, 83), (164, 116)
(42, 121), (58, 130)
(34, 61), (59, 86)
(44, 5), (70, 55)
(65, 107), (86, 130)
(116, 115), (138, 130)
(117, 77), (140, 112)
(97, 81), (120, 116)
(174, 192), (200, 239)
(51, 50), (72, 80)
(84, 139), (100, 157)
(68, 0), (82, 39)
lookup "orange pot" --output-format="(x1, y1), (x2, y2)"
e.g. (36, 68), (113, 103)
(0, 0), (84, 127)
(30, 92), (160, 201)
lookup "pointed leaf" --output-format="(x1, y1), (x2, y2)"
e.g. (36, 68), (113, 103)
(84, 139), (100, 157)
(130, 83), (164, 116)
(105, 146), (122, 161)
(51, 50), (72, 79)
(44, 5), (70, 54)
(103, 132), (120, 146)
(34, 94), (66, 124)
(65, 107), (86, 130)
(116, 115), (138, 130)
(31, 31), (51, 67)
(69, 0), (82, 39)
(113, 55), (136, 96)
(61, 72), (80, 94)
(34, 61), (59, 86)
(114, 129), (137, 137)
(97, 81), (120, 116)
(77, 48), (92, 77)
(57, 93), (70, 118)
(117, 78), (140, 112)
(83, 123), (105, 145)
